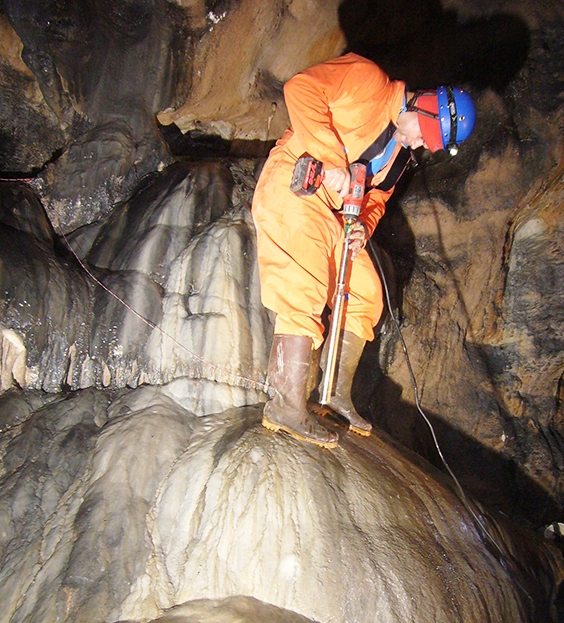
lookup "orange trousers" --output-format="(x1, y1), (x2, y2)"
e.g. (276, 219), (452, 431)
(252, 144), (383, 349)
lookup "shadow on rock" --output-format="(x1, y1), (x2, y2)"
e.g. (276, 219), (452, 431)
(338, 0), (530, 93)
(369, 374), (564, 530)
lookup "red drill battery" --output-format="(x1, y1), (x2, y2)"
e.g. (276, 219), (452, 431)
(290, 156), (325, 196)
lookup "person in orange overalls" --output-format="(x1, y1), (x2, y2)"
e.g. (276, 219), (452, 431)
(252, 53), (476, 449)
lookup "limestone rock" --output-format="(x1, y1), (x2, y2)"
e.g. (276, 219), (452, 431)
(0, 15), (65, 171)
(1, 0), (190, 229)
(369, 93), (564, 526)
(118, 595), (317, 623)
(157, 0), (345, 143)
(0, 161), (271, 414)
(0, 385), (561, 623)
(0, 216), (93, 393)
(1, 1), (564, 618)
(33, 120), (172, 234)
(0, 0), (346, 230)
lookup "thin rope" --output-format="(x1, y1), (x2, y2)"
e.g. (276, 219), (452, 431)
(58, 228), (269, 395)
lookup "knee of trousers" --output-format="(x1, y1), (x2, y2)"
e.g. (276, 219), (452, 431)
(274, 313), (326, 349)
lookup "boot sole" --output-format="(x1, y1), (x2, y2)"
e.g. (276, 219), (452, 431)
(262, 415), (339, 449)
(309, 403), (372, 437)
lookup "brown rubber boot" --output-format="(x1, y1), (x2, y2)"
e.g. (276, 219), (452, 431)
(318, 330), (372, 437)
(306, 344), (322, 400)
(263, 335), (338, 449)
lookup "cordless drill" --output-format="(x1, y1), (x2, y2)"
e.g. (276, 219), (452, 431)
(342, 162), (366, 221)
(290, 156), (368, 406)
(290, 155), (367, 220)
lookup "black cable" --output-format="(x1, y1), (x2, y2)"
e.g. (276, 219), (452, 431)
(368, 240), (519, 542)
(367, 240), (478, 503)
(367, 236), (536, 614)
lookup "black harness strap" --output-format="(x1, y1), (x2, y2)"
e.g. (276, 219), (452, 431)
(358, 122), (396, 163)
(373, 146), (414, 191)
(357, 121), (415, 192)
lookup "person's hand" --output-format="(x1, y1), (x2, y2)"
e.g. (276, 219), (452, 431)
(348, 221), (368, 260)
(323, 167), (350, 198)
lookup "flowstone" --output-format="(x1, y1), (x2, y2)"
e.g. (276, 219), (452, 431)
(0, 385), (561, 623)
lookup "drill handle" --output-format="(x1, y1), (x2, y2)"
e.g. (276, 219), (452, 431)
(342, 162), (367, 221)
(290, 157), (367, 217)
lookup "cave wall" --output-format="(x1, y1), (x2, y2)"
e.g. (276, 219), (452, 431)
(0, 161), (272, 417)
(1, 1), (564, 621)
(372, 130), (564, 526)
(356, 1), (564, 526)
(1, 0), (564, 529)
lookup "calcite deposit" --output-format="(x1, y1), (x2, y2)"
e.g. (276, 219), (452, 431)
(1, 0), (564, 621)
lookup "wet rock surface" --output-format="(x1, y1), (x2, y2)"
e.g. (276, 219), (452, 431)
(118, 595), (319, 623)
(1, 0), (189, 228)
(0, 160), (271, 410)
(0, 385), (561, 623)
(1, 0), (564, 621)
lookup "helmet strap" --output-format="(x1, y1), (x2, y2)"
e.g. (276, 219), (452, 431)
(406, 91), (439, 119)
(445, 86), (458, 154)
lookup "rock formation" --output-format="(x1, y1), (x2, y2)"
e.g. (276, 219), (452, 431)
(1, 386), (562, 623)
(1, 159), (270, 412)
(1, 0), (564, 621)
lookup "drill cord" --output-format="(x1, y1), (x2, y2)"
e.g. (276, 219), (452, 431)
(367, 238), (536, 612)
(367, 239), (506, 555)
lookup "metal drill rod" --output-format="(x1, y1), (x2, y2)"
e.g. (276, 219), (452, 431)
(319, 218), (355, 405)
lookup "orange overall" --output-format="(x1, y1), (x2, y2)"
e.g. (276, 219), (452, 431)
(252, 53), (406, 349)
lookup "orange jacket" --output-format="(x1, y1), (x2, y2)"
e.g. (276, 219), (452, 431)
(252, 54), (405, 344)
(280, 52), (406, 235)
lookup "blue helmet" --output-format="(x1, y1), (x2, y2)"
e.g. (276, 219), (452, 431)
(409, 87), (476, 155)
(437, 86), (476, 155)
